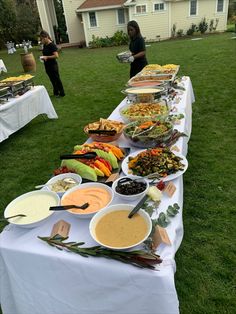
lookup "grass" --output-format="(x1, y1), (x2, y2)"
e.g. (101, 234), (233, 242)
(0, 33), (236, 314)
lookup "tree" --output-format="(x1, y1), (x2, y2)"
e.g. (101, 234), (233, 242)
(53, 0), (68, 43)
(0, 0), (16, 48)
(14, 1), (40, 43)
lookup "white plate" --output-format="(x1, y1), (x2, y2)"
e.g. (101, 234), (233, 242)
(121, 149), (188, 182)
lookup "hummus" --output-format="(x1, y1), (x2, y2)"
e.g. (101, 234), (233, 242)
(61, 187), (112, 214)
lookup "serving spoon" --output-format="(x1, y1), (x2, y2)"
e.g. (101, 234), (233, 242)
(0, 214), (26, 221)
(49, 203), (89, 211)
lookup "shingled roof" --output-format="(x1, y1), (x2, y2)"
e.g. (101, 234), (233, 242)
(77, 0), (127, 11)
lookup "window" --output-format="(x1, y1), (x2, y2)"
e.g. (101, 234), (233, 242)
(89, 12), (97, 27)
(136, 5), (147, 14)
(154, 2), (165, 12)
(117, 9), (125, 24)
(217, 0), (224, 12)
(190, 0), (197, 16)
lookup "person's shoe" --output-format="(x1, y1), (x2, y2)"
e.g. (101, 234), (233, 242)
(60, 93), (65, 97)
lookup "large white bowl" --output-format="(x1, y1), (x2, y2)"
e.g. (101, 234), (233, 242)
(112, 175), (149, 202)
(45, 173), (82, 197)
(4, 190), (60, 228)
(61, 182), (114, 219)
(89, 204), (152, 250)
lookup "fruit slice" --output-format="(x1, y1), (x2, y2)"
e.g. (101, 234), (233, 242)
(61, 159), (97, 181)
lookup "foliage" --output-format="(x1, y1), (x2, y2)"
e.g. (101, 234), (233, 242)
(14, 2), (40, 43)
(176, 29), (184, 37)
(0, 0), (16, 48)
(209, 18), (219, 32)
(186, 23), (198, 36)
(89, 31), (128, 48)
(53, 0), (68, 43)
(0, 33), (236, 313)
(198, 17), (208, 34)
(171, 23), (177, 37)
(112, 30), (129, 46)
(39, 235), (162, 270)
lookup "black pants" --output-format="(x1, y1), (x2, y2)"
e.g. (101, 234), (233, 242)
(45, 63), (65, 96)
(130, 60), (148, 78)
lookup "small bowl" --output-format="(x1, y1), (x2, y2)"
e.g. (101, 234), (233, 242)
(112, 175), (149, 202)
(61, 182), (114, 219)
(45, 173), (82, 197)
(89, 204), (152, 250)
(4, 190), (60, 228)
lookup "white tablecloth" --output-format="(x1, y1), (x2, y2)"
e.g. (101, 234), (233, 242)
(0, 77), (194, 314)
(0, 59), (7, 73)
(0, 85), (58, 142)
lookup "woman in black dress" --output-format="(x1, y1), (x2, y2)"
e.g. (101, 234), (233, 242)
(127, 21), (148, 78)
(39, 30), (65, 97)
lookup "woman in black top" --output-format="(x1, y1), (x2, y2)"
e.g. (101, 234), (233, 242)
(39, 30), (65, 97)
(127, 20), (148, 78)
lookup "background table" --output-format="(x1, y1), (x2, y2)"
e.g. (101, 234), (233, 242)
(0, 85), (58, 142)
(0, 78), (194, 314)
(0, 59), (7, 73)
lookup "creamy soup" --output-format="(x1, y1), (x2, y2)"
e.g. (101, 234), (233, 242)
(95, 210), (148, 248)
(62, 187), (111, 214)
(6, 192), (58, 225)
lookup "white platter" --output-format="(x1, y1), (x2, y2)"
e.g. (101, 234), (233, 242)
(121, 149), (188, 182)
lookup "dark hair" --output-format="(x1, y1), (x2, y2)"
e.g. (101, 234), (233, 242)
(39, 30), (51, 39)
(127, 20), (141, 36)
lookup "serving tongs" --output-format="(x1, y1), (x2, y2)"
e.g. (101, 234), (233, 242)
(132, 122), (158, 138)
(88, 129), (117, 135)
(60, 152), (97, 160)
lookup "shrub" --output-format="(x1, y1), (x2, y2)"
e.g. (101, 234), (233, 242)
(198, 18), (208, 34)
(209, 18), (219, 32)
(177, 29), (184, 37)
(112, 30), (128, 46)
(186, 24), (198, 36)
(171, 24), (177, 37)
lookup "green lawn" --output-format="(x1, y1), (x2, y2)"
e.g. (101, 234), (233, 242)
(0, 33), (236, 314)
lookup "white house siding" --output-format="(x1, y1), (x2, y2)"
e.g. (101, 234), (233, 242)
(62, 0), (85, 43)
(171, 0), (229, 34)
(84, 9), (127, 45)
(128, 1), (170, 41)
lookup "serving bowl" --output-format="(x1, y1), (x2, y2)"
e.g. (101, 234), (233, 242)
(4, 190), (60, 228)
(123, 120), (173, 148)
(89, 204), (152, 250)
(45, 173), (82, 197)
(112, 175), (149, 202)
(84, 119), (124, 142)
(61, 182), (114, 219)
(119, 101), (169, 123)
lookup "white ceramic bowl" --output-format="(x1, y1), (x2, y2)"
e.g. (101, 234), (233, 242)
(61, 182), (114, 219)
(89, 204), (152, 250)
(112, 175), (149, 202)
(4, 190), (60, 228)
(45, 173), (82, 197)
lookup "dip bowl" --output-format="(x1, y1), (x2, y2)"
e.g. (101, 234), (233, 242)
(89, 204), (152, 250)
(112, 175), (149, 202)
(45, 173), (82, 198)
(61, 182), (114, 219)
(4, 190), (60, 228)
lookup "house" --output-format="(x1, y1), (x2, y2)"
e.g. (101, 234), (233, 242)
(36, 0), (229, 46)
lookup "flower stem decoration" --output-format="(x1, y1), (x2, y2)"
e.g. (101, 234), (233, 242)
(38, 236), (162, 270)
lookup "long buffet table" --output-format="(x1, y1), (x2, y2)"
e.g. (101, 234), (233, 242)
(0, 77), (194, 314)
(0, 85), (58, 143)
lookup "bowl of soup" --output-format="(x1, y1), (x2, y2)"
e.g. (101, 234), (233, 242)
(61, 182), (114, 219)
(4, 190), (60, 228)
(89, 204), (152, 250)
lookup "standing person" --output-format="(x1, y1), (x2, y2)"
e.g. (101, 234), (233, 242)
(127, 20), (148, 78)
(39, 30), (65, 97)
